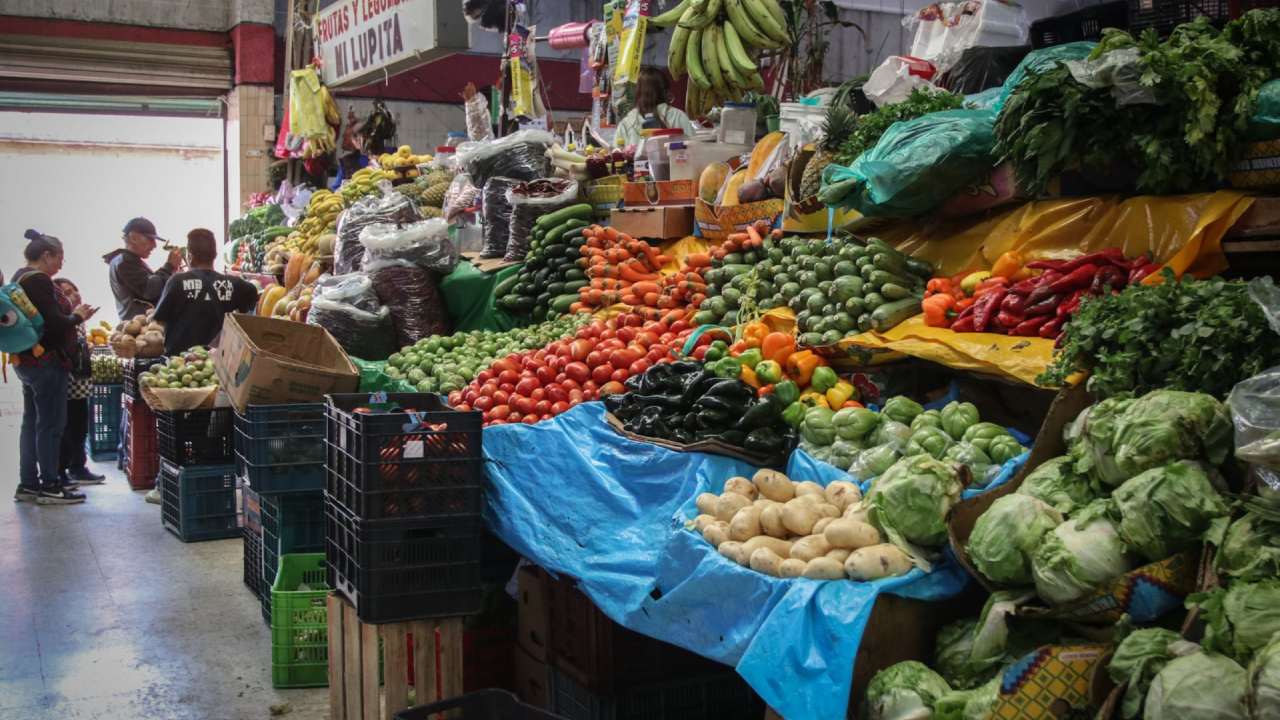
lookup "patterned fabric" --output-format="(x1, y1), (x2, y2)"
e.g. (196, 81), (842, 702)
(69, 376), (92, 400)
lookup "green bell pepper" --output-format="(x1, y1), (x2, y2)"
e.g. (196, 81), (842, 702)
(704, 340), (729, 363)
(755, 360), (784, 386)
(910, 409), (943, 433)
(904, 426), (955, 460)
(987, 434), (1026, 465)
(810, 366), (839, 394)
(940, 401), (981, 440)
(782, 401), (806, 428)
(833, 407), (880, 441)
(773, 379), (800, 406)
(881, 396), (924, 425)
(800, 406), (837, 446)
(710, 356), (742, 379)
(736, 348), (763, 371)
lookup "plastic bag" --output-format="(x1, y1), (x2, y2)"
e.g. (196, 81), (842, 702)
(458, 129), (556, 187)
(313, 272), (381, 312)
(937, 45), (1030, 95)
(307, 294), (396, 361)
(367, 258), (451, 347)
(480, 177), (520, 259)
(334, 189), (421, 275)
(863, 56), (938, 108)
(359, 218), (459, 274)
(1248, 80), (1280, 142)
(1065, 47), (1156, 107)
(443, 173), (480, 222)
(825, 108), (997, 218)
(993, 41), (1096, 113)
(1227, 279), (1280, 495)
(905, 0), (1029, 74)
(504, 178), (580, 263)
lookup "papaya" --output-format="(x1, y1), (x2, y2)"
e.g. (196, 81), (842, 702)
(746, 131), (785, 179)
(699, 161), (731, 204)
(721, 169), (748, 207)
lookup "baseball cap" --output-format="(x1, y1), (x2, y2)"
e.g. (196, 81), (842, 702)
(122, 217), (164, 242)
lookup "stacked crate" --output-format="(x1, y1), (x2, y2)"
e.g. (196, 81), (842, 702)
(156, 407), (238, 542)
(87, 383), (122, 461)
(121, 395), (159, 490)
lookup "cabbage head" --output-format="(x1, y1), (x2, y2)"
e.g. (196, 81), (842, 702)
(1214, 511), (1280, 582)
(933, 675), (1000, 720)
(1111, 461), (1229, 563)
(1143, 651), (1247, 720)
(1190, 579), (1280, 664)
(968, 494), (1062, 586)
(1069, 395), (1133, 486)
(1108, 628), (1199, 719)
(1246, 632), (1280, 720)
(867, 455), (965, 549)
(935, 620), (982, 690)
(1110, 390), (1233, 475)
(1031, 502), (1132, 605)
(865, 660), (951, 720)
(1016, 455), (1096, 515)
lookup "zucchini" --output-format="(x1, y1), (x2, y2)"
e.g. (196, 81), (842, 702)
(547, 281), (566, 296)
(867, 270), (915, 290)
(534, 203), (594, 230)
(904, 256), (934, 279)
(870, 298), (922, 332)
(564, 280), (589, 293)
(564, 268), (585, 282)
(493, 275), (520, 298)
(543, 243), (568, 258)
(857, 314), (873, 332)
(863, 292), (886, 311)
(534, 291), (553, 308)
(879, 283), (915, 301)
(550, 294), (578, 313)
(501, 296), (534, 313)
(544, 218), (589, 247)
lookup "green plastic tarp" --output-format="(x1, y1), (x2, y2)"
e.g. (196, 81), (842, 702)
(350, 357), (415, 393)
(440, 261), (527, 333)
(1249, 79), (1280, 141)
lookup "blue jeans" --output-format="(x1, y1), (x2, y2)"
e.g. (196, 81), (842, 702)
(16, 363), (68, 490)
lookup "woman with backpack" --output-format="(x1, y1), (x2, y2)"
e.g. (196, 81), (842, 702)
(53, 278), (106, 488)
(13, 230), (98, 505)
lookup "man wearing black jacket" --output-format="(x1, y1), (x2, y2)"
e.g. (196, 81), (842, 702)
(103, 217), (184, 320)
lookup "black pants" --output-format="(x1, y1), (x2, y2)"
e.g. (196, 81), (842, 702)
(61, 397), (88, 474)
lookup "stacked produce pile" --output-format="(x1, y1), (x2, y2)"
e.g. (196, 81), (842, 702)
(375, 144), (432, 182)
(138, 347), (218, 390)
(394, 166), (457, 220)
(261, 190), (340, 278)
(228, 203), (288, 274)
(108, 312), (164, 358)
(86, 321), (112, 348)
(91, 354), (123, 384)
(338, 166), (394, 204)
(495, 204), (594, 318)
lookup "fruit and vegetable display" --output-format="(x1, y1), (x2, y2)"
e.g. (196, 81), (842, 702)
(228, 202), (288, 274)
(87, 321), (112, 347)
(688, 468), (916, 581)
(338, 165), (395, 205)
(546, 145), (634, 182)
(108, 312), (164, 358)
(494, 204), (595, 318)
(91, 354), (123, 384)
(797, 398), (1025, 484)
(604, 361), (798, 457)
(383, 315), (590, 393)
(138, 346), (218, 389)
(650, 0), (791, 114)
(697, 132), (788, 206)
(395, 166), (456, 220)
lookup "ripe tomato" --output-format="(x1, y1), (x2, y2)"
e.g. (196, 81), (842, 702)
(447, 391), (462, 405)
(599, 381), (626, 396)
(545, 385), (568, 403)
(499, 382), (515, 394)
(462, 389), (477, 405)
(568, 388), (585, 405)
(610, 368), (629, 382)
(530, 387), (546, 402)
(599, 338), (624, 352)
(585, 351), (606, 368)
(629, 359), (651, 376)
(498, 369), (520, 385)
(591, 364), (613, 385)
(489, 404), (511, 421)
(570, 339), (592, 361)
(514, 377), (540, 397)
(551, 401), (570, 415)
(493, 389), (510, 405)
(534, 400), (551, 416)
(564, 362), (590, 384)
(634, 331), (658, 348)
(583, 380), (598, 393)
(547, 355), (567, 373)
(492, 358), (519, 375)
(617, 326), (637, 344)
(513, 396), (535, 416)
(472, 396), (494, 412)
(535, 365), (556, 385)
(668, 320), (689, 334)
(506, 410), (521, 423)
(560, 377), (581, 391)
(476, 369), (494, 384)
(454, 403), (472, 412)
(610, 348), (641, 369)
(522, 415), (539, 425)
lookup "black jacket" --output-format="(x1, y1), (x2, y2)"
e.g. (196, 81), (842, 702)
(13, 267), (80, 363)
(104, 249), (174, 320)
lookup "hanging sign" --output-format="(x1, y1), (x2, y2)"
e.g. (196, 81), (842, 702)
(312, 0), (469, 89)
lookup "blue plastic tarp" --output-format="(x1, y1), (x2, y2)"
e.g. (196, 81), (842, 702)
(483, 402), (977, 720)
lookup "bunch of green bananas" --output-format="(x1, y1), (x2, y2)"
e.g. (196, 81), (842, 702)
(651, 0), (791, 116)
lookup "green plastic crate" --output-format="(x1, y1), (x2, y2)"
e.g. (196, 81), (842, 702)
(270, 553), (331, 688)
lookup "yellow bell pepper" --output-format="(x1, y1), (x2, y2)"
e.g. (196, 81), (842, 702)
(799, 390), (830, 409)
(741, 320), (770, 349)
(739, 364), (761, 389)
(825, 380), (855, 409)
(960, 271), (991, 295)
(786, 350), (824, 388)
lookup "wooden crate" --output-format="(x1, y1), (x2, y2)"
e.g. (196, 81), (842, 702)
(327, 594), (464, 720)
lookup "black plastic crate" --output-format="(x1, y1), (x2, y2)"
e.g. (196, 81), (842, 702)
(325, 393), (483, 522)
(1031, 0), (1128, 47)
(1127, 0), (1229, 36)
(395, 690), (567, 720)
(261, 490), (326, 596)
(123, 357), (166, 400)
(160, 460), (241, 542)
(244, 524), (265, 600)
(325, 498), (483, 624)
(157, 408), (234, 465)
(235, 403), (326, 465)
(549, 667), (763, 720)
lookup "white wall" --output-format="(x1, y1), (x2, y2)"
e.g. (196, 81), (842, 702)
(0, 111), (225, 317)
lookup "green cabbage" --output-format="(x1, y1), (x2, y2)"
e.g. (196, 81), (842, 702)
(1108, 628), (1199, 719)
(1070, 396), (1132, 486)
(1016, 455), (1097, 515)
(867, 455), (965, 550)
(1190, 579), (1280, 664)
(933, 676), (1000, 720)
(935, 619), (982, 690)
(865, 660), (951, 720)
(935, 591), (1059, 695)
(1246, 632), (1280, 720)
(1031, 502), (1132, 605)
(1214, 512), (1280, 582)
(1111, 461), (1229, 563)
(1143, 651), (1248, 720)
(968, 494), (1062, 586)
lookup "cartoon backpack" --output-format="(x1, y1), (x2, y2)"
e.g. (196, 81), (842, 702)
(0, 282), (45, 354)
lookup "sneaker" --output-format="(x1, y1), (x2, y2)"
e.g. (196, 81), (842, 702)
(14, 486), (38, 502)
(36, 488), (86, 505)
(144, 488), (162, 505)
(57, 473), (79, 490)
(69, 469), (106, 485)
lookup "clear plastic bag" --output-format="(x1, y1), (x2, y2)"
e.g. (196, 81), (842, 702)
(480, 177), (520, 259)
(367, 258), (451, 348)
(1227, 278), (1280, 496)
(1065, 47), (1157, 107)
(849, 443), (903, 481)
(504, 178), (580, 263)
(307, 294), (396, 360)
(333, 189), (422, 275)
(458, 129), (556, 187)
(443, 173), (480, 222)
(313, 272), (381, 312)
(359, 218), (459, 274)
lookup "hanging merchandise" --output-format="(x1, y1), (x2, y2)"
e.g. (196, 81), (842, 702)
(463, 83), (495, 143)
(288, 67), (340, 159)
(613, 0), (648, 88)
(358, 99), (397, 156)
(506, 17), (547, 122)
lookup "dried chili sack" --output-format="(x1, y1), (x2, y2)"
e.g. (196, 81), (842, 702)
(480, 177), (519, 259)
(367, 259), (451, 347)
(504, 178), (579, 263)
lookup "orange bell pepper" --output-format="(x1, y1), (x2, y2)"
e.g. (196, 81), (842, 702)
(786, 350), (824, 388)
(739, 364), (761, 389)
(990, 250), (1024, 279)
(760, 331), (795, 366)
(922, 294), (956, 327)
(741, 320), (769, 348)
(925, 277), (954, 297)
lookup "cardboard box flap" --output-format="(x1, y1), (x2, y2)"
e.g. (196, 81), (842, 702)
(215, 314), (360, 412)
(230, 313), (356, 373)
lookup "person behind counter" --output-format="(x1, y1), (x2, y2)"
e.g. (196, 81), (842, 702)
(103, 217), (184, 321)
(614, 66), (696, 149)
(152, 228), (258, 356)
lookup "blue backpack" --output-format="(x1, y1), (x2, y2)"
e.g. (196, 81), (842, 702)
(0, 282), (45, 354)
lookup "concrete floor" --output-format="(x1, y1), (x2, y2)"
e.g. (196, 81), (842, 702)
(0, 383), (328, 720)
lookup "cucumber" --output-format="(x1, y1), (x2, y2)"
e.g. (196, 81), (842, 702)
(564, 268), (586, 282)
(535, 292), (553, 308)
(501, 296), (534, 313)
(870, 298), (922, 332)
(904, 256), (934, 278)
(879, 283), (915, 301)
(543, 243), (568, 258)
(493, 275), (520, 298)
(867, 270), (915, 290)
(547, 281), (566, 296)
(721, 264), (754, 278)
(550, 294), (578, 313)
(863, 292), (886, 311)
(563, 280), (589, 293)
(534, 203), (594, 230)
(544, 218), (589, 247)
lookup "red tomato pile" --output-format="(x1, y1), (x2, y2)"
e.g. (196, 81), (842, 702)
(449, 309), (698, 426)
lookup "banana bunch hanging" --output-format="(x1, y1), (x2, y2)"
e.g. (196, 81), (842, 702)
(651, 0), (791, 116)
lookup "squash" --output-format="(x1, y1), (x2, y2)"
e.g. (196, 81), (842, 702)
(258, 285), (287, 317)
(283, 252), (309, 290)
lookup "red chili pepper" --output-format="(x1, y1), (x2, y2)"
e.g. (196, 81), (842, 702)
(1040, 316), (1066, 339)
(951, 315), (977, 332)
(995, 310), (1024, 330)
(1025, 293), (1061, 316)
(1129, 262), (1161, 284)
(1047, 264), (1100, 294)
(1001, 293), (1028, 315)
(973, 288), (1007, 333)
(1025, 259), (1069, 271)
(954, 304), (977, 321)
(974, 276), (1011, 295)
(1026, 272), (1063, 305)
(1091, 266), (1125, 294)
(1012, 315), (1051, 336)
(1010, 276), (1041, 295)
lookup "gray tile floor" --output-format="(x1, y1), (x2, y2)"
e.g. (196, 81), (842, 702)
(0, 384), (328, 719)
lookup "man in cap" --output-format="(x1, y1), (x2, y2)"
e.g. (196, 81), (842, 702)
(103, 217), (185, 321)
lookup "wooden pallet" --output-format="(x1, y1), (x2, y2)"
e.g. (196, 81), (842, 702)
(327, 594), (464, 720)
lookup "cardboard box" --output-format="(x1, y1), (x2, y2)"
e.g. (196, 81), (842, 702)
(695, 198), (784, 241)
(622, 178), (696, 206)
(213, 313), (359, 413)
(609, 206), (694, 240)
(517, 564), (551, 662)
(989, 644), (1111, 720)
(513, 645), (551, 709)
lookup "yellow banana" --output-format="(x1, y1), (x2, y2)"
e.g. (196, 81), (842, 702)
(668, 24), (690, 77)
(715, 25), (748, 93)
(685, 27), (711, 90)
(701, 24), (726, 94)
(677, 2), (714, 30)
(743, 0), (791, 45)
(721, 20), (757, 74)
(726, 0), (781, 50)
(650, 0), (690, 27)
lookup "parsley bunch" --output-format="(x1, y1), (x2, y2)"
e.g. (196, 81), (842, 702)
(835, 88), (964, 166)
(1038, 271), (1280, 399)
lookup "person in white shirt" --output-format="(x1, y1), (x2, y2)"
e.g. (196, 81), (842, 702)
(614, 67), (696, 148)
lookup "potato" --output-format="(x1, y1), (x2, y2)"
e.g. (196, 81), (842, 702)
(843, 502), (871, 524)
(779, 558), (807, 578)
(742, 536), (793, 559)
(714, 493), (752, 522)
(814, 503), (841, 519)
(790, 534), (833, 562)
(749, 548), (784, 577)
(753, 498), (775, 509)
(823, 520), (882, 550)
(792, 493), (824, 507)
(729, 506), (762, 542)
(802, 557), (846, 580)
(812, 517), (836, 535)
(845, 544), (914, 581)
(692, 514), (717, 532)
(760, 504), (788, 539)
(719, 541), (747, 565)
(702, 521), (730, 547)
(695, 492), (719, 516)
(753, 469), (795, 502)
(826, 548), (852, 564)
(724, 477), (758, 500)
(781, 500), (819, 536)
(794, 481), (825, 499)
(824, 481), (862, 510)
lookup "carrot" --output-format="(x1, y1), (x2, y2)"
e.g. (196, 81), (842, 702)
(631, 281), (661, 296)
(685, 253), (711, 268)
(602, 226), (619, 243)
(745, 225), (763, 248)
(569, 302), (585, 313)
(642, 292), (660, 306)
(618, 262), (660, 283)
(682, 271), (706, 285)
(621, 293), (641, 306)
(689, 293), (707, 306)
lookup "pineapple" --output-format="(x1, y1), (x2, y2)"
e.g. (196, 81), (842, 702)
(422, 182), (449, 208)
(800, 104), (857, 200)
(423, 169), (452, 187)
(418, 206), (444, 219)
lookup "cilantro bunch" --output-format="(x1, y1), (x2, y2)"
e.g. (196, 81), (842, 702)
(1039, 271), (1280, 399)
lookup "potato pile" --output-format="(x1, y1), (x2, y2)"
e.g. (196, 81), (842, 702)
(109, 311), (164, 358)
(692, 469), (913, 582)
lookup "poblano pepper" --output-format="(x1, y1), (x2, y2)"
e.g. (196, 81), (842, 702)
(940, 401), (981, 440)
(736, 394), (784, 432)
(744, 427), (788, 455)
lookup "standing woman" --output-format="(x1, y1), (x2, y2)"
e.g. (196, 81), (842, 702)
(13, 230), (98, 505)
(53, 278), (106, 487)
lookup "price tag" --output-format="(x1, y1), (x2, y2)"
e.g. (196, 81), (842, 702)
(369, 391), (387, 404)
(403, 439), (425, 459)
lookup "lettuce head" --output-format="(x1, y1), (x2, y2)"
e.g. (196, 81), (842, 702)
(1190, 579), (1280, 664)
(865, 660), (951, 720)
(1246, 632), (1280, 720)
(867, 454), (965, 550)
(1143, 651), (1247, 720)
(1031, 501), (1132, 605)
(968, 494), (1062, 586)
(1111, 461), (1229, 563)
(1016, 455), (1097, 515)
